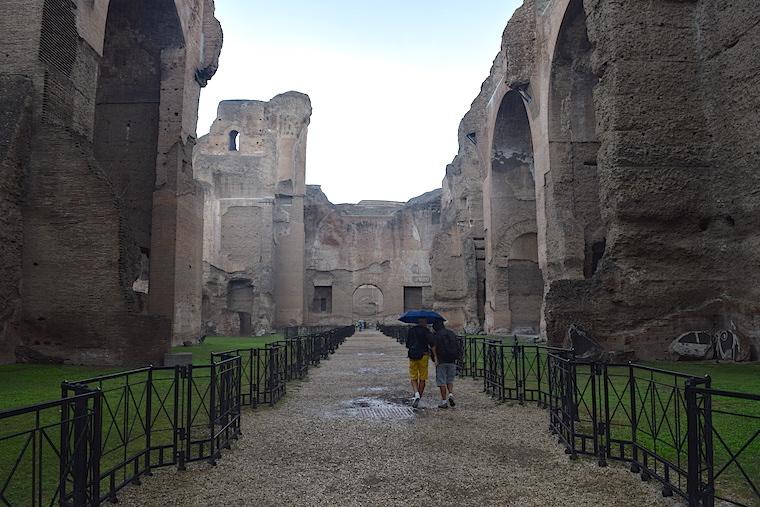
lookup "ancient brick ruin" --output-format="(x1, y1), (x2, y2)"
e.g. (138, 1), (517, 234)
(1, 0), (757, 365)
(0, 0), (222, 365)
(304, 188), (442, 326)
(194, 95), (311, 336)
(432, 0), (760, 359)
(194, 98), (442, 332)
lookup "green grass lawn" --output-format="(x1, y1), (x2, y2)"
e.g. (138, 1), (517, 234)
(179, 335), (278, 365)
(459, 339), (759, 505)
(0, 336), (279, 505)
(0, 336), (280, 412)
(581, 361), (759, 505)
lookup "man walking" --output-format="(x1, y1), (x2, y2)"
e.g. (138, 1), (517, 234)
(431, 319), (459, 408)
(406, 317), (432, 408)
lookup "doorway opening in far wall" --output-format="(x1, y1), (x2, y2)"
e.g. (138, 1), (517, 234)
(403, 287), (423, 312)
(313, 286), (333, 314)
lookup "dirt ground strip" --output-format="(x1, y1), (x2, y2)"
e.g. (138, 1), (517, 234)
(120, 331), (680, 506)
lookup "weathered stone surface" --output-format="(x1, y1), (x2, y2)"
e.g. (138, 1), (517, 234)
(431, 0), (760, 359)
(0, 0), (223, 365)
(195, 94), (312, 335)
(0, 77), (33, 364)
(304, 187), (442, 326)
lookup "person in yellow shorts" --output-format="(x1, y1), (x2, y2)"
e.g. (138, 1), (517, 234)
(406, 317), (432, 408)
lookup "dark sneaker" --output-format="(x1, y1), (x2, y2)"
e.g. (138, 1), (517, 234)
(438, 400), (449, 409)
(448, 395), (456, 407)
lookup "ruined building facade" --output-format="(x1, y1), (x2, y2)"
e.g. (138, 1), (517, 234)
(431, 0), (760, 359)
(0, 0), (223, 364)
(194, 99), (442, 334)
(304, 189), (442, 327)
(194, 95), (311, 336)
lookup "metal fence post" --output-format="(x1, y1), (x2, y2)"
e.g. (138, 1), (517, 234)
(517, 338), (525, 404)
(702, 377), (715, 507)
(596, 363), (607, 467)
(145, 367), (153, 477)
(90, 389), (102, 506)
(72, 387), (89, 507)
(548, 354), (556, 434)
(686, 378), (701, 507)
(59, 385), (71, 507)
(209, 361), (218, 465)
(236, 356), (243, 437)
(184, 366), (193, 470)
(568, 354), (578, 460)
(173, 366), (183, 471)
(629, 364), (640, 473)
(536, 347), (544, 407)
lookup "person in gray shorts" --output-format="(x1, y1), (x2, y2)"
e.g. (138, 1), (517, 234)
(431, 319), (459, 409)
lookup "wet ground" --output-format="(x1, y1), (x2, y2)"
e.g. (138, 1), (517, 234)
(120, 330), (680, 506)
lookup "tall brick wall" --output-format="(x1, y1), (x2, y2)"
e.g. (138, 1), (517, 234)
(20, 125), (171, 364)
(0, 0), (222, 365)
(0, 78), (33, 363)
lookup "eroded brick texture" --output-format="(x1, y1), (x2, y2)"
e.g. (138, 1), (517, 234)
(0, 0), (223, 365)
(304, 188), (442, 326)
(194, 95), (311, 336)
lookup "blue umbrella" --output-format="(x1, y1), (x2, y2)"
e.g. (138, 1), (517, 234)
(399, 310), (446, 324)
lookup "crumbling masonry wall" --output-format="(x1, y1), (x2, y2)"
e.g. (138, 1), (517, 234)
(0, 78), (33, 363)
(432, 0), (760, 358)
(194, 94), (312, 336)
(305, 188), (442, 326)
(0, 0), (222, 365)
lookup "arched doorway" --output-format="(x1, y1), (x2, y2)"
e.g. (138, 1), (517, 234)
(352, 285), (384, 319)
(546, 0), (604, 280)
(485, 91), (541, 333)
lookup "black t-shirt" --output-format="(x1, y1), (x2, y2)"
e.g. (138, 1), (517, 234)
(432, 328), (459, 363)
(406, 325), (432, 360)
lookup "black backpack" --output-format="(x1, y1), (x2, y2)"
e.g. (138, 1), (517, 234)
(437, 331), (462, 362)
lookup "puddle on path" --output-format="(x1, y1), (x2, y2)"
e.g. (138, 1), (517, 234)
(343, 397), (415, 420)
(319, 395), (418, 421)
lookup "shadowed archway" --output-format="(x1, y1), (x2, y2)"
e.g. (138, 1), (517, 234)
(485, 91), (542, 333)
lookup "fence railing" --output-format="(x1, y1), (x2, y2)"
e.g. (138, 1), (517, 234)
(209, 326), (354, 409)
(377, 330), (758, 507)
(0, 326), (354, 506)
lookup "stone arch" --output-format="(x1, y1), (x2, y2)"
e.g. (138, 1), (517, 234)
(93, 0), (186, 295)
(352, 284), (384, 318)
(546, 0), (605, 280)
(484, 91), (539, 333)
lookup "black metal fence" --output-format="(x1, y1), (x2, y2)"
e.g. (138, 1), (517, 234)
(210, 326), (354, 408)
(0, 326), (354, 506)
(379, 331), (759, 507)
(377, 324), (410, 346)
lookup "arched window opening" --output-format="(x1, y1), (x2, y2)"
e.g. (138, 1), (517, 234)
(229, 130), (240, 151)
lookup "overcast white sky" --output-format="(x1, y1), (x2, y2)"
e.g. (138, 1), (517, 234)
(198, 1), (521, 204)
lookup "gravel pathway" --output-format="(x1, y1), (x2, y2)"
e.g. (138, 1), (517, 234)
(120, 331), (679, 506)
